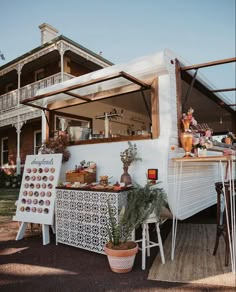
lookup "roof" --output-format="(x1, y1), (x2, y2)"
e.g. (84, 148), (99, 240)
(0, 35), (113, 71)
(21, 49), (235, 116)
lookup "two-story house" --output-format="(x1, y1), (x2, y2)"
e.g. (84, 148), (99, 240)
(0, 23), (113, 174)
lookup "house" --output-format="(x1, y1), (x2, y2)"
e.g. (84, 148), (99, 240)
(0, 23), (113, 174)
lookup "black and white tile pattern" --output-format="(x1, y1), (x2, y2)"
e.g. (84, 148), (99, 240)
(55, 189), (127, 254)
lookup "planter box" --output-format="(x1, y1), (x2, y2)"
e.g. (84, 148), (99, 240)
(65, 172), (96, 183)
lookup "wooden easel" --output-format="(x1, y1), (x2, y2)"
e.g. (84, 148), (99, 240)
(15, 222), (55, 245)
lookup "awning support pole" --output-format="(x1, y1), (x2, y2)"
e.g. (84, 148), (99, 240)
(182, 69), (198, 110)
(141, 90), (152, 121)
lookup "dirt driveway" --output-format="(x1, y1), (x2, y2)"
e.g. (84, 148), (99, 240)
(0, 218), (233, 292)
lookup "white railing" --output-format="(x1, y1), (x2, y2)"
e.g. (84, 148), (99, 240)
(0, 72), (74, 113)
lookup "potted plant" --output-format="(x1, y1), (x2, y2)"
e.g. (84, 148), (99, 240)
(104, 180), (168, 273)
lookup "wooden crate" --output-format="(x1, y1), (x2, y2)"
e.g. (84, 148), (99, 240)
(65, 172), (96, 184)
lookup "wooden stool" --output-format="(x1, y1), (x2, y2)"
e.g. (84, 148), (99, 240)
(213, 180), (235, 266)
(133, 216), (166, 270)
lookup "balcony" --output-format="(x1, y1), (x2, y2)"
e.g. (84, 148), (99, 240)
(0, 72), (74, 114)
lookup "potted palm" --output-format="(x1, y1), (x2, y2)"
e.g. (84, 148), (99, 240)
(104, 181), (168, 273)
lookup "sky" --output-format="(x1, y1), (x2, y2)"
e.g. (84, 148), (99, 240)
(0, 0), (235, 103)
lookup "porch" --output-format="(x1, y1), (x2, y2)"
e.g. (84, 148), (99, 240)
(0, 72), (74, 116)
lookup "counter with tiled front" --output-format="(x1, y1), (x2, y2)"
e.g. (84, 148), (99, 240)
(55, 187), (128, 254)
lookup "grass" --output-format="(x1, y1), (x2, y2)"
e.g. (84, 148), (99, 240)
(0, 189), (19, 218)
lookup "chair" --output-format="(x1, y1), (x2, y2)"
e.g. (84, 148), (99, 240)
(133, 215), (167, 270)
(213, 180), (236, 266)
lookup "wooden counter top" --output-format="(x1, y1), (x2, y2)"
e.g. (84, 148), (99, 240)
(68, 134), (151, 146)
(56, 186), (132, 193)
(172, 155), (235, 163)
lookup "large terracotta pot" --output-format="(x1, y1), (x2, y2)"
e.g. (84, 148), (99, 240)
(180, 131), (193, 157)
(104, 242), (138, 273)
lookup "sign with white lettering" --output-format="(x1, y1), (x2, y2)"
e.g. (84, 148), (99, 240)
(13, 154), (62, 225)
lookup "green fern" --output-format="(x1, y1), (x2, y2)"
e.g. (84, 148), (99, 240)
(106, 181), (168, 247)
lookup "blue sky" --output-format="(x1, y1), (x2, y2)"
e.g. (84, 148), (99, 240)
(0, 0), (235, 102)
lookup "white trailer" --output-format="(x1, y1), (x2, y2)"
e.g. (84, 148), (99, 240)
(22, 49), (235, 221)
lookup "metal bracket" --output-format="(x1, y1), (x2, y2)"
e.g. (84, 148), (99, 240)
(182, 69), (198, 110)
(141, 90), (152, 122)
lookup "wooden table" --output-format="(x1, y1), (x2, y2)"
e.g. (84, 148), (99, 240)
(171, 155), (235, 273)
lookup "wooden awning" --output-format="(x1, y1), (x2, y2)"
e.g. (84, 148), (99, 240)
(20, 71), (151, 111)
(180, 57), (236, 113)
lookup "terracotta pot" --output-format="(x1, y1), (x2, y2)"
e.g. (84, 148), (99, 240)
(120, 167), (132, 185)
(104, 242), (138, 273)
(225, 137), (232, 145)
(180, 132), (193, 157)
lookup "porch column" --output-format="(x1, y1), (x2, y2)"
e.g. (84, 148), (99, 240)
(57, 42), (66, 82)
(12, 117), (24, 175)
(41, 110), (49, 142)
(17, 63), (23, 105)
(15, 63), (24, 174)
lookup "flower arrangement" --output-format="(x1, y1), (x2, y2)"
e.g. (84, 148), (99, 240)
(38, 135), (70, 163)
(120, 142), (142, 169)
(192, 129), (213, 149)
(181, 107), (197, 132)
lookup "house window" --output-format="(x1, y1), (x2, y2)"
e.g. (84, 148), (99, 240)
(34, 69), (45, 81)
(34, 131), (42, 154)
(1, 137), (8, 165)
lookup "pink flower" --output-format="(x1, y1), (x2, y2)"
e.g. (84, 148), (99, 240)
(182, 107), (197, 131)
(223, 149), (235, 156)
(205, 129), (212, 137)
(199, 137), (205, 146)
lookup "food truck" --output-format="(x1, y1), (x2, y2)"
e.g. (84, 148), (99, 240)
(21, 49), (235, 229)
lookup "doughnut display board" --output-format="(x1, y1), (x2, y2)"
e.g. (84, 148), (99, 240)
(13, 154), (62, 226)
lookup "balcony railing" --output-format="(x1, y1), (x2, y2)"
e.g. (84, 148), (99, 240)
(0, 72), (74, 113)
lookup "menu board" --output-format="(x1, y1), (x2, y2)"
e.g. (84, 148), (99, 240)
(13, 154), (62, 226)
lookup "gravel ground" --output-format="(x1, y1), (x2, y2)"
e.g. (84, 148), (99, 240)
(0, 213), (234, 292)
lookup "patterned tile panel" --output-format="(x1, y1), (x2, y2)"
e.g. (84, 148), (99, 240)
(56, 189), (127, 254)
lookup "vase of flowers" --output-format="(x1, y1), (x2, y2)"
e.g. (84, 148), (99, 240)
(192, 129), (213, 157)
(120, 142), (141, 185)
(180, 108), (197, 157)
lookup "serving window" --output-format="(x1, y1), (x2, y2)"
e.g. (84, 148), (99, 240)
(21, 71), (160, 143)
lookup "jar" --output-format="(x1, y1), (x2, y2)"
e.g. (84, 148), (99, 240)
(100, 176), (108, 186)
